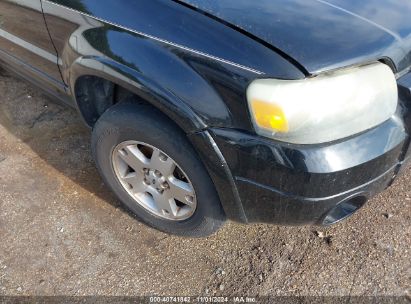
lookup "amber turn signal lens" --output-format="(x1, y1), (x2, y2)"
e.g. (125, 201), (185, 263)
(250, 99), (289, 132)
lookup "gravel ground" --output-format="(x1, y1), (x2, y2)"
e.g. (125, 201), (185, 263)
(0, 67), (410, 298)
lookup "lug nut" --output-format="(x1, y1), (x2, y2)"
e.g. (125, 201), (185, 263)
(154, 170), (162, 177)
(143, 179), (150, 186)
(161, 182), (169, 189)
(142, 168), (149, 174)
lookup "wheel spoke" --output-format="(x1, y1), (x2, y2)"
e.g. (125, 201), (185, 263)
(149, 148), (176, 177)
(151, 191), (178, 217)
(168, 177), (195, 206)
(121, 172), (146, 193)
(117, 145), (149, 172)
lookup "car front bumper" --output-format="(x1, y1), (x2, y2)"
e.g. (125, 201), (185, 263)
(206, 72), (411, 225)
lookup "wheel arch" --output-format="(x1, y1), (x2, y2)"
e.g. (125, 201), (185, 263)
(69, 56), (207, 133)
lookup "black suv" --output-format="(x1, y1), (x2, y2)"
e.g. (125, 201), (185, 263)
(0, 0), (410, 236)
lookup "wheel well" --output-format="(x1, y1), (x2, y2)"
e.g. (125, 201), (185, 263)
(74, 75), (135, 127)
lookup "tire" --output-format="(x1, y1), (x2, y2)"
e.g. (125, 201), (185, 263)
(91, 99), (226, 237)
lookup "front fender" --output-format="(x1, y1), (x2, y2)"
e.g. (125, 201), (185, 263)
(66, 24), (260, 132)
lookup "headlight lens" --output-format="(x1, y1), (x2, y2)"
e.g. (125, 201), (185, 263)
(247, 62), (398, 144)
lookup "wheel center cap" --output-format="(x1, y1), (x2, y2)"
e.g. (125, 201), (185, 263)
(148, 170), (162, 188)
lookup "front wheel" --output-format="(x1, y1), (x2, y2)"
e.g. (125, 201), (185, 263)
(91, 99), (226, 237)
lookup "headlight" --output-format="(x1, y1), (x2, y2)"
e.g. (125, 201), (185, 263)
(246, 62), (398, 144)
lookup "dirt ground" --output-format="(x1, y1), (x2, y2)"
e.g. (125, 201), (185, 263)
(0, 67), (410, 298)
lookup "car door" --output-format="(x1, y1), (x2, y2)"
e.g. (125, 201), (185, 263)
(0, 0), (66, 94)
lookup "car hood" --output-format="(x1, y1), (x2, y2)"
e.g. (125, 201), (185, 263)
(177, 0), (411, 75)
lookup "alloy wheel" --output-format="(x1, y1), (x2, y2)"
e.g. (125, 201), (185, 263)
(112, 141), (197, 221)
